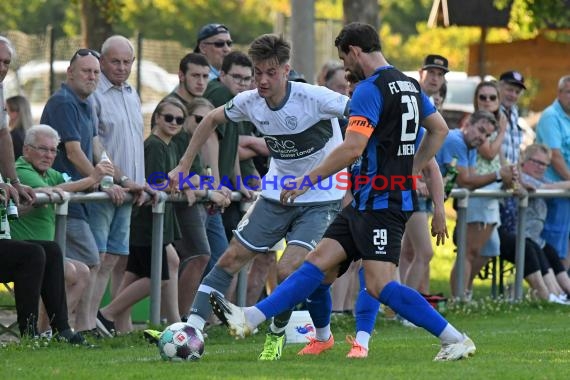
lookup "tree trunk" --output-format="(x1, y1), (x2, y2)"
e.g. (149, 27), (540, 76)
(80, 0), (114, 50)
(291, 0), (315, 83)
(343, 0), (379, 29)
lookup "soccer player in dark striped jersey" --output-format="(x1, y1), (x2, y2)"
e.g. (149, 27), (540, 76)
(210, 22), (476, 362)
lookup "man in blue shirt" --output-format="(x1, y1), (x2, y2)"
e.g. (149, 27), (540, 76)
(40, 48), (112, 335)
(536, 75), (570, 266)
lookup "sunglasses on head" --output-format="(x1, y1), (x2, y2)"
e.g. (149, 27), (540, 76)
(478, 94), (497, 102)
(203, 40), (233, 48)
(160, 113), (185, 125)
(70, 48), (100, 64)
(191, 114), (204, 123)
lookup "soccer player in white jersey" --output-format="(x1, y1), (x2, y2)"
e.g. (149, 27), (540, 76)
(167, 34), (350, 360)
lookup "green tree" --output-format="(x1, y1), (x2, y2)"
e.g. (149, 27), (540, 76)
(495, 0), (570, 33)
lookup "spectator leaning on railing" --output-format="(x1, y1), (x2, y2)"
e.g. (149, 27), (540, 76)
(9, 124), (112, 332)
(535, 75), (570, 268)
(498, 144), (570, 303)
(434, 110), (517, 299)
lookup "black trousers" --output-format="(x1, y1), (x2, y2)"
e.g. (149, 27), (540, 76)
(0, 240), (70, 336)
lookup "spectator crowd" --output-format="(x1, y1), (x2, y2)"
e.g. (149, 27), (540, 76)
(1, 22), (569, 355)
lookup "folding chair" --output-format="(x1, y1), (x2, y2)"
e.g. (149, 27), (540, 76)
(0, 283), (19, 338)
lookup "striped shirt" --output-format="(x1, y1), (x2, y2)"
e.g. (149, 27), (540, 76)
(500, 104), (523, 164)
(91, 73), (145, 184)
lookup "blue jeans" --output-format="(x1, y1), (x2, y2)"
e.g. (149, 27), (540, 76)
(204, 212), (229, 275)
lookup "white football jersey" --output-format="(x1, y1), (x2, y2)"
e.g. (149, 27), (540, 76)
(225, 81), (349, 204)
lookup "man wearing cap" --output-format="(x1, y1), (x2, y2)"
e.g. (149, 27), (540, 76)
(419, 54), (449, 98)
(536, 75), (570, 266)
(194, 23), (233, 81)
(498, 70), (526, 165)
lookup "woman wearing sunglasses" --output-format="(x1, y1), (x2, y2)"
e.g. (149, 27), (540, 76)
(456, 81), (509, 300)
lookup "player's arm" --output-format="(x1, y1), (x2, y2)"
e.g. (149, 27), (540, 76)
(413, 112), (448, 176)
(421, 158), (448, 245)
(280, 118), (368, 204)
(308, 127), (368, 184)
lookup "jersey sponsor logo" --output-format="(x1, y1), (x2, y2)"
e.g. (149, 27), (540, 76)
(263, 120), (333, 160)
(225, 99), (234, 110)
(346, 116), (373, 137)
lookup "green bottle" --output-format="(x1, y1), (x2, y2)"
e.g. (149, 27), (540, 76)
(6, 179), (18, 220)
(0, 189), (7, 237)
(444, 156), (459, 199)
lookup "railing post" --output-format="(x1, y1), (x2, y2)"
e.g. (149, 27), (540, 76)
(454, 191), (469, 301)
(150, 192), (167, 325)
(514, 194), (528, 301)
(54, 192), (69, 260)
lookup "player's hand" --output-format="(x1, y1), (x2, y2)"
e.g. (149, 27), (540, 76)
(431, 207), (449, 246)
(280, 176), (310, 204)
(168, 163), (188, 194)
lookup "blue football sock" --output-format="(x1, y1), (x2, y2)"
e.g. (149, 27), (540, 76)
(257, 261), (324, 319)
(358, 266), (366, 289)
(355, 289), (380, 335)
(378, 281), (447, 336)
(355, 266), (380, 335)
(306, 284), (332, 328)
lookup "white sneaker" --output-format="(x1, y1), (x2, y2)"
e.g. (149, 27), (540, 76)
(209, 292), (253, 338)
(434, 334), (476, 361)
(548, 293), (570, 305)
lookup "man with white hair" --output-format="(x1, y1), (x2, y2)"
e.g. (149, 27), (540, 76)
(10, 124), (112, 332)
(88, 35), (149, 334)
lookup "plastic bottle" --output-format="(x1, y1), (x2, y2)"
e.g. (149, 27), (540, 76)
(99, 151), (114, 189)
(443, 156), (459, 199)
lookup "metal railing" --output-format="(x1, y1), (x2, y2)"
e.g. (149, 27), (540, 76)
(33, 187), (570, 325)
(450, 187), (570, 302)
(35, 191), (245, 325)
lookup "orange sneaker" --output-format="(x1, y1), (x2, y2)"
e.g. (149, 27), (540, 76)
(346, 335), (368, 358)
(297, 334), (334, 355)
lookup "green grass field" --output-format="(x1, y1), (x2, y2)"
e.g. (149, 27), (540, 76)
(2, 211), (569, 379)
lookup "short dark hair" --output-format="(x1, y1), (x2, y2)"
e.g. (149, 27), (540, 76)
(468, 109), (498, 131)
(221, 51), (253, 73)
(248, 34), (290, 65)
(179, 53), (210, 74)
(334, 22), (381, 54)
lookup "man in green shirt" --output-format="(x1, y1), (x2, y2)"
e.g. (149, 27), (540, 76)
(10, 124), (112, 332)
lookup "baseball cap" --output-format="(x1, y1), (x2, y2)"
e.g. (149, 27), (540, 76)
(422, 54), (449, 73)
(499, 70), (526, 90)
(194, 23), (230, 52)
